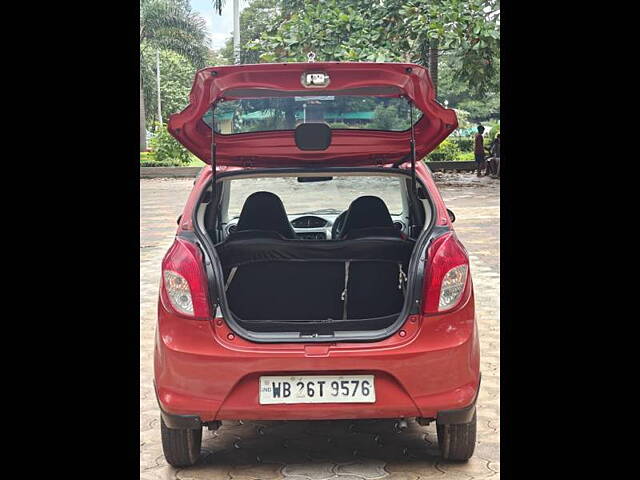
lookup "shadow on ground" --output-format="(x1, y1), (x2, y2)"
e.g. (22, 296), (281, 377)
(178, 418), (451, 479)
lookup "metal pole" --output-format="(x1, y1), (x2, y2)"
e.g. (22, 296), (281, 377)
(233, 0), (240, 64)
(409, 100), (416, 197)
(156, 50), (162, 125)
(210, 103), (216, 181)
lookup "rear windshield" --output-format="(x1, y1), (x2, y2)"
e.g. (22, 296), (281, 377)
(202, 95), (421, 134)
(227, 176), (404, 218)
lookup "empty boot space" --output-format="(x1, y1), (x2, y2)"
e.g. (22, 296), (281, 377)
(226, 261), (345, 321)
(346, 262), (405, 319)
(216, 237), (414, 332)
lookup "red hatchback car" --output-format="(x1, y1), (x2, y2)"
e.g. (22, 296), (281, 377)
(154, 62), (480, 467)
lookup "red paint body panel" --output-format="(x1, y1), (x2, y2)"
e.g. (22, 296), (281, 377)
(156, 194), (479, 420)
(155, 286), (478, 421)
(168, 62), (457, 166)
(155, 62), (478, 423)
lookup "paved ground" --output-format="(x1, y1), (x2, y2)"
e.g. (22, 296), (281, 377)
(140, 173), (500, 480)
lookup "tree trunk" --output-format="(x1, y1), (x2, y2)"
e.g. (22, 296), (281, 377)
(140, 73), (147, 152)
(429, 41), (438, 98)
(418, 38), (429, 66)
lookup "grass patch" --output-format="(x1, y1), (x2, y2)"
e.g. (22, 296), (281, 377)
(425, 156), (475, 163)
(140, 151), (204, 167)
(184, 156), (205, 166)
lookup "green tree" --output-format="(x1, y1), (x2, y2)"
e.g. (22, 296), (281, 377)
(209, 47), (231, 66)
(249, 0), (409, 63)
(140, 0), (209, 151)
(437, 54), (499, 122)
(369, 105), (401, 130)
(400, 0), (500, 97)
(213, 0), (225, 15)
(248, 0), (499, 97)
(452, 108), (472, 130)
(219, 0), (284, 64)
(149, 122), (193, 164)
(141, 50), (196, 127)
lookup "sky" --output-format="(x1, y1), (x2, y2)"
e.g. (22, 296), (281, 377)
(190, 0), (251, 50)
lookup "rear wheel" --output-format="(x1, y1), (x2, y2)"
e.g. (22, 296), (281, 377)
(436, 410), (476, 461)
(160, 416), (202, 467)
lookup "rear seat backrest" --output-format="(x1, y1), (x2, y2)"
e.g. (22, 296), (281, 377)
(339, 196), (396, 240)
(225, 261), (346, 321)
(235, 191), (297, 239)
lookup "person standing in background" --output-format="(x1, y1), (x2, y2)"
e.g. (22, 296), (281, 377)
(474, 125), (487, 177)
(485, 132), (500, 176)
(489, 133), (500, 177)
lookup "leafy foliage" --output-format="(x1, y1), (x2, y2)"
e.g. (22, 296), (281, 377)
(247, 0), (499, 95)
(438, 55), (499, 121)
(369, 105), (406, 130)
(140, 150), (184, 167)
(140, 0), (209, 68)
(399, 0), (500, 96)
(139, 0), (210, 150)
(140, 151), (157, 162)
(452, 108), (472, 130)
(248, 0), (408, 63)
(209, 48), (231, 66)
(141, 49), (196, 126)
(486, 120), (500, 142)
(220, 0), (283, 64)
(452, 137), (473, 151)
(149, 123), (193, 164)
(213, 0), (225, 15)
(426, 137), (461, 161)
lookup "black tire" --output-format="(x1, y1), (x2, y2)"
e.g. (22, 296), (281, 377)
(436, 410), (477, 461)
(160, 416), (202, 467)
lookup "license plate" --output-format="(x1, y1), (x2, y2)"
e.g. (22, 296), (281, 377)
(259, 375), (375, 404)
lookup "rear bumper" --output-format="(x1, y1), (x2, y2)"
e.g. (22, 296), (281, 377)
(156, 376), (480, 428)
(154, 293), (480, 423)
(157, 398), (203, 429)
(436, 374), (480, 424)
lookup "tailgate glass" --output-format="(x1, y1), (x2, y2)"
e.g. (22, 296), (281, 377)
(203, 93), (422, 135)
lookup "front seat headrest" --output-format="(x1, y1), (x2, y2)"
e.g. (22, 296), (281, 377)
(339, 196), (396, 240)
(235, 191), (296, 239)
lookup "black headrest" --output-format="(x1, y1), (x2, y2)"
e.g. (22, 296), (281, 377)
(236, 191), (296, 239)
(226, 230), (287, 242)
(342, 226), (402, 241)
(339, 196), (394, 240)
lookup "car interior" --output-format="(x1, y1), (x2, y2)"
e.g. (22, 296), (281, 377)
(200, 172), (429, 334)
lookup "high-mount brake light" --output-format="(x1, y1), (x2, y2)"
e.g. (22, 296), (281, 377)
(161, 237), (211, 320)
(422, 232), (470, 314)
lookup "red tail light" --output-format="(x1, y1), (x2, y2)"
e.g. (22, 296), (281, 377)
(422, 232), (470, 314)
(160, 237), (211, 320)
